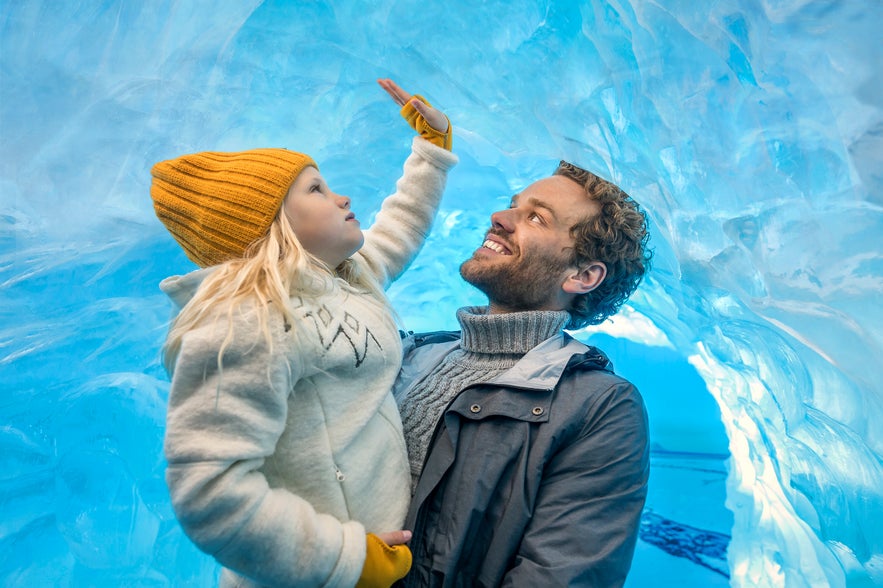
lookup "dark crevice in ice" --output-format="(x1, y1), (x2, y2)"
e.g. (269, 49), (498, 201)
(639, 510), (730, 578)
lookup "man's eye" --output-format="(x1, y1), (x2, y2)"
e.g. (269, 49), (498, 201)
(529, 212), (543, 223)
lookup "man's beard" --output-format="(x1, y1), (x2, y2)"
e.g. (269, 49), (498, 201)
(459, 247), (570, 311)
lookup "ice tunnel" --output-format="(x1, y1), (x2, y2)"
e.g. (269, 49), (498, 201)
(1, 1), (881, 586)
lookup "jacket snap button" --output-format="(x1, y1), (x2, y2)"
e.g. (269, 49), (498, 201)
(470, 404), (481, 413)
(532, 406), (544, 416)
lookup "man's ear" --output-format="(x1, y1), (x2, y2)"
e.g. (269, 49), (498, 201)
(562, 262), (606, 295)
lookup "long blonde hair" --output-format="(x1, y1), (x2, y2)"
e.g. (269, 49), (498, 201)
(162, 209), (390, 374)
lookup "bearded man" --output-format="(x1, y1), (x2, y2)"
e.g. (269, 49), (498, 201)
(393, 161), (653, 587)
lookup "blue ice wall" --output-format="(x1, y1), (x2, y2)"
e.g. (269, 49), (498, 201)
(1, 1), (881, 586)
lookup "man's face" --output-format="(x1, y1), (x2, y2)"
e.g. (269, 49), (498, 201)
(460, 175), (600, 313)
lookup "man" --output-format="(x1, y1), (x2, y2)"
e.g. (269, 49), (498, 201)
(394, 161), (653, 587)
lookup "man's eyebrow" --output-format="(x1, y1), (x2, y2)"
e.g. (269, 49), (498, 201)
(514, 195), (559, 222)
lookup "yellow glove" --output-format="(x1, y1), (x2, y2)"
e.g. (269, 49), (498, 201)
(355, 533), (413, 588)
(401, 95), (453, 151)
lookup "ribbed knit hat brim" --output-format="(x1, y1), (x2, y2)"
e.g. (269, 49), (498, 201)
(151, 148), (316, 267)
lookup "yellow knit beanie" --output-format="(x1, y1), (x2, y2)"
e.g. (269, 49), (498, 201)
(151, 148), (316, 267)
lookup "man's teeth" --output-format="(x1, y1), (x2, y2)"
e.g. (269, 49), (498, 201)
(482, 239), (511, 255)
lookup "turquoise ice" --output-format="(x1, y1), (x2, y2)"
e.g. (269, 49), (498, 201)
(1, 1), (881, 586)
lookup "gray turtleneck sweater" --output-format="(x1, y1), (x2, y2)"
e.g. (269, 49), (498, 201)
(398, 305), (570, 492)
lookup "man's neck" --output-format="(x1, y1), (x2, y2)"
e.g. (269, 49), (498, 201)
(457, 306), (570, 356)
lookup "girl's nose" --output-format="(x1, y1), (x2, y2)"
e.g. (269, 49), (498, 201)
(337, 194), (351, 209)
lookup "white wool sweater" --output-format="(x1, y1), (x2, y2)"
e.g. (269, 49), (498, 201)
(160, 137), (458, 588)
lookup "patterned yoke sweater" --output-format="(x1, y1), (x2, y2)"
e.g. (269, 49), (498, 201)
(161, 137), (457, 588)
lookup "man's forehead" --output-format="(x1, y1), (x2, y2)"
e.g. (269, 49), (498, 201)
(514, 176), (600, 220)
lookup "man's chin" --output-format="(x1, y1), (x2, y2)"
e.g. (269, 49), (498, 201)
(460, 258), (506, 294)
(459, 257), (484, 284)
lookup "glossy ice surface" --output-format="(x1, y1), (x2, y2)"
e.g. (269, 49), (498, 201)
(2, 1), (881, 585)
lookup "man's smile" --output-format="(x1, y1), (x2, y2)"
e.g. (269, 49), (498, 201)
(481, 235), (512, 255)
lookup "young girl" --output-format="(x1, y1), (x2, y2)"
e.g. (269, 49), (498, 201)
(151, 79), (457, 588)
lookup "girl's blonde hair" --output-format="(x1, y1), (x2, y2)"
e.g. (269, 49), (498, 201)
(162, 208), (390, 374)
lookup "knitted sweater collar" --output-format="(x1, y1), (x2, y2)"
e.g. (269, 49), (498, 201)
(456, 306), (570, 356)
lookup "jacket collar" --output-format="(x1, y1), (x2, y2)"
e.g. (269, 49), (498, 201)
(488, 332), (611, 391)
(401, 330), (612, 396)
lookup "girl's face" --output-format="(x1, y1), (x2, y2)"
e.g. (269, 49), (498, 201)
(282, 166), (364, 267)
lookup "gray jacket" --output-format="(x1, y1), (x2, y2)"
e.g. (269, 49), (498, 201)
(393, 330), (650, 588)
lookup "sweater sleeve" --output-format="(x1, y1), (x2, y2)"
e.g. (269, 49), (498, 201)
(355, 136), (458, 289)
(502, 382), (650, 588)
(163, 308), (366, 587)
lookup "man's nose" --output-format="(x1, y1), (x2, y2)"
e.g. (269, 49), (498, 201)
(490, 208), (515, 232)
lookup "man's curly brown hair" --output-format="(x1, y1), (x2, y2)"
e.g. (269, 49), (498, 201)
(554, 161), (652, 329)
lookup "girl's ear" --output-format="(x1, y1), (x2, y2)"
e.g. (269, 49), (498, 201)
(561, 261), (606, 295)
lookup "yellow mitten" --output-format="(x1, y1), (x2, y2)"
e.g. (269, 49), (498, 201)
(355, 533), (413, 588)
(401, 95), (453, 151)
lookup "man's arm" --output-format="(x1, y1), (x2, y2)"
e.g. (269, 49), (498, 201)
(503, 382), (650, 588)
